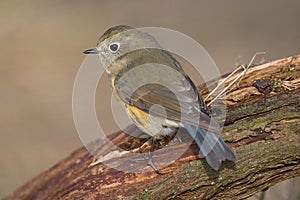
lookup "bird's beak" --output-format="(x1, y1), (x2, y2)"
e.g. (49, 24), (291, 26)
(83, 48), (100, 54)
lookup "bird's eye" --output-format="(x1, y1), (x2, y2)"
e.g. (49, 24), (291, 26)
(109, 42), (120, 53)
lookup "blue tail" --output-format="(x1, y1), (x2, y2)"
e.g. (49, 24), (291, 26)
(184, 124), (236, 170)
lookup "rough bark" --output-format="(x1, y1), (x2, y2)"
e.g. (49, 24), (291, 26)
(5, 55), (300, 200)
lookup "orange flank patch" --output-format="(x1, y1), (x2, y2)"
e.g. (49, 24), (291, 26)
(126, 104), (150, 126)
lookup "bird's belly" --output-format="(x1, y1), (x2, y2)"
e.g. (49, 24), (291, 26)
(126, 105), (178, 138)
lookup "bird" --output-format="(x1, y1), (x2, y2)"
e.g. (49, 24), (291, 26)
(83, 25), (236, 171)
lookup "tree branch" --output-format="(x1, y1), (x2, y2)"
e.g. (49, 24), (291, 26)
(5, 55), (300, 200)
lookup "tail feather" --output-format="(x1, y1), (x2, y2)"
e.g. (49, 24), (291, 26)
(184, 124), (236, 170)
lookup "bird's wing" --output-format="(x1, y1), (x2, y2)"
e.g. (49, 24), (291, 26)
(114, 72), (220, 132)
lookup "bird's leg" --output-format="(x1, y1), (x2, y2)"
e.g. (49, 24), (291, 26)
(143, 151), (164, 175)
(130, 137), (164, 174)
(143, 137), (164, 174)
(206, 52), (266, 106)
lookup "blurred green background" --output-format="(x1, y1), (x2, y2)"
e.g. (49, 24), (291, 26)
(0, 0), (299, 199)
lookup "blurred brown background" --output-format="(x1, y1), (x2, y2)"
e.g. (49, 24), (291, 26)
(0, 0), (299, 199)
